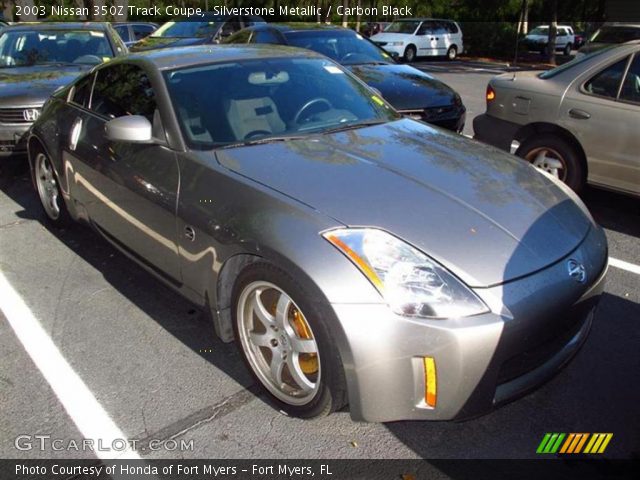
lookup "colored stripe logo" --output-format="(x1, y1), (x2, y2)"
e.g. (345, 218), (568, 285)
(537, 433), (613, 454)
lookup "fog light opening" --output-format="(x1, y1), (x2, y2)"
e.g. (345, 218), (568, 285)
(423, 357), (437, 408)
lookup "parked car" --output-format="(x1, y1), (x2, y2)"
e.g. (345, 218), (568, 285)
(371, 18), (463, 62)
(577, 23), (640, 57)
(130, 13), (264, 51)
(522, 25), (575, 56)
(28, 44), (607, 422)
(361, 21), (390, 38)
(225, 24), (466, 132)
(0, 22), (126, 158)
(574, 31), (586, 49)
(113, 22), (157, 47)
(474, 41), (640, 197)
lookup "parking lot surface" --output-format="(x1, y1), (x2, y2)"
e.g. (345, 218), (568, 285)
(1, 59), (638, 461)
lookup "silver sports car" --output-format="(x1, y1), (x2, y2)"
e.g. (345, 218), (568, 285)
(28, 45), (607, 422)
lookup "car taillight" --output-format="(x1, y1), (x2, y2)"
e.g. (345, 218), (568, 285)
(486, 84), (496, 103)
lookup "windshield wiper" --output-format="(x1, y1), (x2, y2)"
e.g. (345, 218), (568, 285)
(321, 119), (387, 135)
(220, 134), (306, 149)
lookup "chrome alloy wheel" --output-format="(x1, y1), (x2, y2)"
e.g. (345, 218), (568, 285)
(526, 147), (567, 180)
(35, 153), (60, 220)
(237, 281), (320, 405)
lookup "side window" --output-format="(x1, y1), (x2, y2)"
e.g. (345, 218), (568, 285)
(70, 74), (94, 108)
(231, 29), (252, 44)
(91, 64), (157, 121)
(417, 21), (434, 35)
(620, 54), (640, 104)
(253, 29), (282, 45)
(584, 57), (629, 99)
(446, 22), (459, 34)
(114, 25), (129, 42)
(132, 24), (155, 41)
(557, 28), (566, 37)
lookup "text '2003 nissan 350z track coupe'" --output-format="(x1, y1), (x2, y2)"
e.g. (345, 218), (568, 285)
(28, 45), (607, 422)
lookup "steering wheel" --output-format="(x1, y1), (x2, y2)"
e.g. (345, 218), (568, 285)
(293, 98), (333, 124)
(244, 130), (272, 140)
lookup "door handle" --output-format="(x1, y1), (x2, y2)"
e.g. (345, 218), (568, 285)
(569, 108), (591, 119)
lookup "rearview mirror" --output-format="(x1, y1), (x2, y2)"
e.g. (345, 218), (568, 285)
(105, 115), (153, 143)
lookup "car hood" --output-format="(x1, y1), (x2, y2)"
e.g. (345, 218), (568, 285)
(215, 119), (592, 287)
(130, 36), (207, 51)
(371, 32), (415, 42)
(0, 65), (88, 105)
(347, 63), (460, 110)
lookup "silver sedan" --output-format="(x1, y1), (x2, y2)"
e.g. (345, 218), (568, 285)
(474, 41), (640, 197)
(28, 45), (607, 422)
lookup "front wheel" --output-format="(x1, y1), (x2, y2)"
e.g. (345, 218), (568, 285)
(403, 45), (417, 62)
(516, 134), (585, 192)
(33, 147), (71, 227)
(232, 262), (347, 418)
(563, 43), (573, 56)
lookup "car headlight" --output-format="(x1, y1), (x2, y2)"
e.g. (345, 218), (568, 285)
(323, 228), (489, 319)
(387, 41), (404, 46)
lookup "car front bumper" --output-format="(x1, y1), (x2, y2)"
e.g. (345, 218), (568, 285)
(473, 113), (521, 152)
(401, 107), (466, 133)
(331, 225), (607, 422)
(0, 123), (31, 157)
(375, 43), (406, 57)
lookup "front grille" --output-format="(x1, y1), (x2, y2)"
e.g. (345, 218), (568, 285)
(0, 107), (39, 124)
(497, 302), (594, 384)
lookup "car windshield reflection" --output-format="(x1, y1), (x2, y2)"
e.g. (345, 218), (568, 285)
(0, 30), (113, 67)
(164, 57), (397, 150)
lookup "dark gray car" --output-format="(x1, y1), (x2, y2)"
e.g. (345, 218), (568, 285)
(28, 45), (607, 422)
(0, 22), (127, 158)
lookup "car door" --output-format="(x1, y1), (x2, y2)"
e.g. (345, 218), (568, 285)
(559, 52), (640, 195)
(66, 62), (182, 283)
(415, 21), (440, 56)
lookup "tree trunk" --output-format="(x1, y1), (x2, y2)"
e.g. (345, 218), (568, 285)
(522, 0), (529, 34)
(547, 0), (558, 65)
(93, 0), (105, 21)
(112, 0), (128, 21)
(16, 0), (37, 21)
(3, 1), (15, 21)
(355, 0), (361, 32)
(342, 0), (348, 28)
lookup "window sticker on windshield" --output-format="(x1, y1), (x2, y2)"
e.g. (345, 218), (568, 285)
(89, 31), (105, 37)
(371, 95), (384, 106)
(323, 65), (343, 74)
(102, 57), (110, 63)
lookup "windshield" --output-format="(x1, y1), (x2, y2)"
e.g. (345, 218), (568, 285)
(539, 45), (616, 79)
(284, 31), (392, 65)
(0, 29), (113, 67)
(528, 27), (549, 36)
(384, 21), (420, 34)
(152, 20), (222, 38)
(164, 57), (397, 150)
(590, 26), (640, 44)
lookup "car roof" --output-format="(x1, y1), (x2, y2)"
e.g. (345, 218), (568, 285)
(1, 22), (111, 32)
(123, 44), (325, 71)
(392, 18), (458, 22)
(255, 23), (343, 33)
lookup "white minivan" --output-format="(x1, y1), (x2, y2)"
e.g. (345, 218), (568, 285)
(371, 18), (463, 62)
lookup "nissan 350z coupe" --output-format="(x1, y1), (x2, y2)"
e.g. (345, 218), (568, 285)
(28, 45), (607, 422)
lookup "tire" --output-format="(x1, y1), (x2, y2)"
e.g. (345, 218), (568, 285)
(446, 45), (457, 60)
(563, 43), (572, 56)
(31, 144), (72, 227)
(403, 45), (417, 63)
(232, 262), (347, 418)
(516, 134), (585, 193)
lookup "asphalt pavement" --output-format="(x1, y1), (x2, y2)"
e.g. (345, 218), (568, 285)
(1, 60), (639, 462)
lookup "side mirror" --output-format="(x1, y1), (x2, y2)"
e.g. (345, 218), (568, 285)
(370, 87), (384, 98)
(105, 115), (153, 143)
